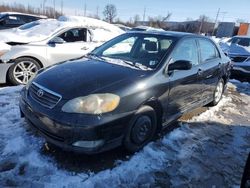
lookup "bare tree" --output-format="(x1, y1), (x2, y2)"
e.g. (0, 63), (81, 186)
(103, 4), (117, 23)
(148, 12), (172, 28)
(0, 3), (62, 18)
(198, 15), (214, 34)
(133, 14), (140, 25)
(236, 18), (248, 24)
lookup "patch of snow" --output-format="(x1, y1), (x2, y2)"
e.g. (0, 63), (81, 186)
(0, 42), (11, 51)
(189, 96), (232, 123)
(3, 136), (26, 155)
(210, 36), (231, 44)
(0, 16), (124, 43)
(0, 81), (249, 187)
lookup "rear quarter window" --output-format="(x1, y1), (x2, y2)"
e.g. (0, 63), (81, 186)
(199, 39), (219, 62)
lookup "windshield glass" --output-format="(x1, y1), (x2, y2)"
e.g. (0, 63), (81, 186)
(19, 21), (40, 30)
(0, 13), (5, 19)
(91, 33), (175, 69)
(231, 37), (250, 47)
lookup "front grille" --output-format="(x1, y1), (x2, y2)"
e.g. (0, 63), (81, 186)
(27, 119), (64, 142)
(230, 56), (249, 63)
(29, 82), (62, 109)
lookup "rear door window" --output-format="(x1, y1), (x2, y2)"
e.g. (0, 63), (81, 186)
(198, 39), (219, 62)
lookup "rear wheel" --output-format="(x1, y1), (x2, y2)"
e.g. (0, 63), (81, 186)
(8, 57), (41, 85)
(124, 106), (157, 153)
(209, 79), (224, 106)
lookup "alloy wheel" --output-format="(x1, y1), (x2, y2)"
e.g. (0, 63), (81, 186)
(13, 61), (38, 84)
(214, 81), (223, 103)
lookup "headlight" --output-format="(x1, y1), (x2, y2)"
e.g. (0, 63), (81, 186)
(0, 50), (8, 58)
(62, 93), (120, 114)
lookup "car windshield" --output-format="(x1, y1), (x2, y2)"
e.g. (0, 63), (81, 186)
(0, 13), (5, 19)
(231, 37), (250, 47)
(91, 33), (175, 70)
(19, 21), (40, 30)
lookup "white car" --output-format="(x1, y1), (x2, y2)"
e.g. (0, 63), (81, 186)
(0, 16), (124, 85)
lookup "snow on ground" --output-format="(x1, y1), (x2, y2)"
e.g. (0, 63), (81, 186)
(210, 36), (231, 44)
(0, 81), (250, 187)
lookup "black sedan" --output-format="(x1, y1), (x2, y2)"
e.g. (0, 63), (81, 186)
(19, 31), (231, 154)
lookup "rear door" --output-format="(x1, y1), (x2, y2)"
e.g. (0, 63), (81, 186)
(166, 38), (204, 119)
(47, 28), (91, 64)
(197, 38), (222, 103)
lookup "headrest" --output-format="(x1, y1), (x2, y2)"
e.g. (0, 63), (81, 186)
(145, 41), (157, 51)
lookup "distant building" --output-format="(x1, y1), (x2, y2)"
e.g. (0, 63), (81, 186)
(238, 23), (250, 36)
(216, 22), (235, 38)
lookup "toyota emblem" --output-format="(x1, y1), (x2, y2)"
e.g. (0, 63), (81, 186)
(37, 89), (44, 97)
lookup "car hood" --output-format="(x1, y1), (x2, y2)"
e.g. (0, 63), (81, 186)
(34, 58), (147, 99)
(220, 42), (250, 56)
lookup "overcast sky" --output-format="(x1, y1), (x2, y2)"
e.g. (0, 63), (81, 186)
(2, 0), (250, 22)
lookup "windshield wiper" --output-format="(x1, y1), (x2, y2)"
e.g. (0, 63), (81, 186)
(86, 53), (106, 61)
(120, 59), (151, 70)
(104, 57), (152, 71)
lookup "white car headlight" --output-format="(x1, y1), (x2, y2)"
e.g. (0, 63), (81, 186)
(0, 50), (8, 58)
(62, 93), (120, 114)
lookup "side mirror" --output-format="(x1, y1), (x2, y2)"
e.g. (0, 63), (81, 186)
(168, 60), (192, 71)
(48, 37), (65, 45)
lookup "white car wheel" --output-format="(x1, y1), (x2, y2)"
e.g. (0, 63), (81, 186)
(8, 57), (41, 85)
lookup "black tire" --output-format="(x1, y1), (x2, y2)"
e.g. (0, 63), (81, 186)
(208, 79), (224, 106)
(124, 106), (157, 153)
(8, 57), (41, 85)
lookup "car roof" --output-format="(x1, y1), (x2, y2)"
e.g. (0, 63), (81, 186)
(127, 30), (198, 39)
(0, 12), (47, 18)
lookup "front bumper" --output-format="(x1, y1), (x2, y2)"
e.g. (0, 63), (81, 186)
(0, 63), (12, 83)
(231, 64), (250, 79)
(19, 89), (134, 154)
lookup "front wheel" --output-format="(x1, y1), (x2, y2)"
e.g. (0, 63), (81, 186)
(124, 106), (157, 153)
(209, 79), (224, 106)
(8, 57), (41, 85)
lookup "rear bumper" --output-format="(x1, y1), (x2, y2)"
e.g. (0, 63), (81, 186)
(0, 63), (11, 83)
(19, 95), (134, 154)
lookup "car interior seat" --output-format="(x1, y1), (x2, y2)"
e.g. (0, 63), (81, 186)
(64, 30), (75, 42)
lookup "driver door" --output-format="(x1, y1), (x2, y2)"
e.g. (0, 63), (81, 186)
(165, 38), (204, 119)
(46, 28), (91, 64)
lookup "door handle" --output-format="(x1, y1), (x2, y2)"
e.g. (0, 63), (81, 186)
(81, 47), (88, 50)
(197, 69), (203, 76)
(218, 63), (222, 68)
